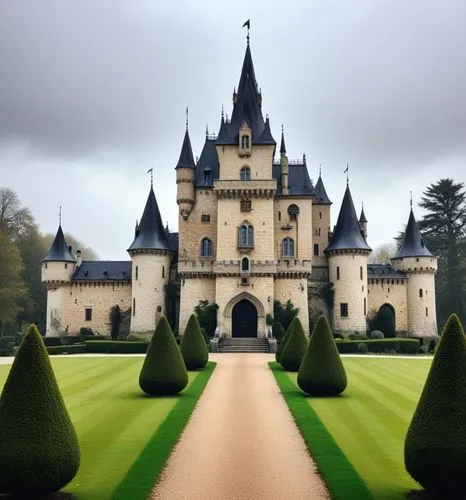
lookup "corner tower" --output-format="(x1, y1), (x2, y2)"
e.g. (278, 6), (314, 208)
(128, 184), (174, 332)
(176, 127), (196, 220)
(41, 225), (76, 335)
(391, 208), (437, 336)
(325, 185), (371, 333)
(312, 171), (332, 268)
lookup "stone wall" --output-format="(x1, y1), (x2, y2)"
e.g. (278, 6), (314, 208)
(367, 280), (408, 331)
(275, 278), (309, 334)
(311, 204), (331, 267)
(179, 278), (216, 334)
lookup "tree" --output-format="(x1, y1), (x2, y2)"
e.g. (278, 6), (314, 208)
(279, 317), (308, 372)
(180, 314), (209, 370)
(404, 314), (466, 495)
(194, 300), (218, 338)
(41, 232), (98, 260)
(298, 315), (347, 396)
(109, 305), (122, 339)
(0, 187), (35, 242)
(139, 316), (188, 395)
(375, 304), (396, 338)
(273, 299), (299, 332)
(0, 324), (80, 495)
(0, 230), (26, 331)
(368, 243), (397, 264)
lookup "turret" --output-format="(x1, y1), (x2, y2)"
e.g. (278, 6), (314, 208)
(128, 184), (174, 332)
(391, 207), (437, 336)
(41, 225), (76, 335)
(325, 184), (371, 333)
(280, 126), (289, 195)
(312, 170), (332, 262)
(359, 204), (368, 240)
(175, 127), (196, 220)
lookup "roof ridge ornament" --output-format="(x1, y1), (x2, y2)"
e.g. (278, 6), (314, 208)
(242, 19), (250, 44)
(185, 106), (189, 131)
(147, 167), (154, 188)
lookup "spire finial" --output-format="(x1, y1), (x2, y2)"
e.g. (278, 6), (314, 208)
(59, 205), (62, 226)
(242, 19), (250, 44)
(185, 106), (189, 131)
(147, 167), (154, 188)
(281, 124), (284, 134)
(221, 104), (224, 119)
(206, 124), (209, 137)
(410, 190), (413, 208)
(319, 164), (322, 177)
(344, 163), (349, 184)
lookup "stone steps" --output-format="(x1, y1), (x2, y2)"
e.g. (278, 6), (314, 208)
(218, 338), (270, 353)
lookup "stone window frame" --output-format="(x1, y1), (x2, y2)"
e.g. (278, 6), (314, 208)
(288, 204), (299, 221)
(313, 243), (319, 256)
(281, 237), (295, 257)
(201, 214), (211, 223)
(85, 307), (92, 321)
(240, 199), (252, 212)
(240, 166), (251, 181)
(340, 303), (348, 318)
(200, 237), (213, 258)
(241, 256), (250, 273)
(238, 221), (254, 248)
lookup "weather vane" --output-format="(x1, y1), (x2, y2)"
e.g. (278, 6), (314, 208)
(344, 163), (349, 184)
(147, 168), (154, 187)
(59, 205), (62, 226)
(185, 106), (189, 130)
(243, 19), (250, 44)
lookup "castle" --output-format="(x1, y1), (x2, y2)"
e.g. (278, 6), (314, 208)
(41, 38), (438, 339)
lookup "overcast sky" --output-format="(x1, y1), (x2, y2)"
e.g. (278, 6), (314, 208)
(1, 0), (465, 260)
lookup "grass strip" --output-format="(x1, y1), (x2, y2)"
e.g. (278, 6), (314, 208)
(269, 361), (372, 500)
(111, 361), (216, 500)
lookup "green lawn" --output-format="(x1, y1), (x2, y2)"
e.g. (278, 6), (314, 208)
(0, 357), (215, 500)
(271, 357), (432, 500)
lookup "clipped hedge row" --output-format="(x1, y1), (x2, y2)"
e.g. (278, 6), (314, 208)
(46, 345), (86, 355)
(84, 340), (149, 354)
(335, 338), (420, 354)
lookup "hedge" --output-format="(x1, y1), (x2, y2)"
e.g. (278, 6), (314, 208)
(84, 340), (149, 354)
(42, 337), (63, 347)
(62, 335), (110, 345)
(335, 338), (420, 354)
(46, 345), (86, 355)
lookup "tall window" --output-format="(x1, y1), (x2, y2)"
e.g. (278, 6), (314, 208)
(419, 289), (423, 298)
(360, 266), (363, 280)
(337, 266), (340, 280)
(340, 303), (348, 317)
(281, 238), (295, 257)
(85, 308), (92, 321)
(238, 223), (254, 247)
(313, 244), (319, 256)
(240, 167), (250, 180)
(203, 169), (211, 185)
(133, 298), (136, 316)
(241, 135), (250, 149)
(241, 257), (249, 272)
(135, 266), (138, 280)
(201, 238), (213, 257)
(288, 204), (299, 221)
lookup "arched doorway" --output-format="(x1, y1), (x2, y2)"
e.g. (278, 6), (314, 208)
(377, 303), (396, 337)
(232, 300), (257, 338)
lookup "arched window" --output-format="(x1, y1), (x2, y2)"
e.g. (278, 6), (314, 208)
(240, 166), (250, 181)
(201, 237), (213, 257)
(241, 135), (250, 149)
(288, 204), (299, 221)
(238, 223), (254, 247)
(281, 237), (295, 257)
(241, 257), (249, 272)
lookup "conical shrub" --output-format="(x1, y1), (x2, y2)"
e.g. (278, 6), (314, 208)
(0, 324), (80, 496)
(297, 315), (347, 396)
(280, 317), (309, 371)
(180, 314), (209, 370)
(139, 316), (188, 395)
(405, 314), (466, 495)
(275, 324), (292, 363)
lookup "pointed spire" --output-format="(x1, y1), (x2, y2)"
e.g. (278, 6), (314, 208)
(42, 225), (76, 262)
(175, 128), (195, 170)
(394, 208), (433, 258)
(280, 125), (286, 154)
(325, 185), (371, 253)
(314, 172), (331, 204)
(128, 186), (171, 252)
(359, 203), (367, 223)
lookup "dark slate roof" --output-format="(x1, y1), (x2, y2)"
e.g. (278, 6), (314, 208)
(359, 205), (367, 223)
(127, 187), (171, 252)
(216, 43), (275, 146)
(280, 129), (286, 154)
(325, 185), (372, 253)
(42, 225), (76, 262)
(167, 231), (179, 252)
(175, 129), (195, 170)
(367, 264), (406, 279)
(393, 209), (433, 258)
(272, 160), (316, 197)
(256, 117), (276, 145)
(73, 261), (131, 281)
(196, 137), (220, 187)
(314, 175), (332, 205)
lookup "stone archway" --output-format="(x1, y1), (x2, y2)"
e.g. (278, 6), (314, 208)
(232, 300), (258, 337)
(377, 303), (396, 337)
(224, 292), (265, 338)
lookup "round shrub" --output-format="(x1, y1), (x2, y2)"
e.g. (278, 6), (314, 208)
(180, 314), (209, 370)
(280, 317), (308, 372)
(272, 322), (285, 342)
(357, 342), (368, 354)
(0, 324), (80, 496)
(405, 314), (466, 494)
(370, 330), (384, 339)
(297, 315), (347, 396)
(139, 316), (188, 395)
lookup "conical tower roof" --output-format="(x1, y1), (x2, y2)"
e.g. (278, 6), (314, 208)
(359, 205), (367, 223)
(42, 225), (75, 262)
(128, 186), (170, 252)
(314, 174), (332, 205)
(175, 129), (195, 170)
(280, 128), (286, 154)
(325, 185), (371, 253)
(393, 209), (433, 258)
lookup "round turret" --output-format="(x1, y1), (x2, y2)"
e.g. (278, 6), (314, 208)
(175, 129), (196, 220)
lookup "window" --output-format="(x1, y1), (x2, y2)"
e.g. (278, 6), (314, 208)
(241, 276), (249, 286)
(241, 135), (250, 149)
(201, 214), (211, 222)
(360, 266), (363, 280)
(201, 238), (213, 257)
(162, 266), (165, 278)
(364, 298), (367, 316)
(288, 204), (299, 221)
(238, 223), (254, 248)
(313, 244), (319, 256)
(135, 266), (138, 280)
(281, 238), (295, 257)
(133, 298), (136, 316)
(65, 263), (68, 269)
(85, 308), (92, 321)
(340, 303), (348, 317)
(157, 305), (162, 313)
(337, 266), (340, 280)
(240, 167), (250, 180)
(426, 307), (429, 317)
(241, 257), (249, 272)
(419, 289), (423, 298)
(203, 169), (211, 185)
(319, 211), (322, 219)
(240, 200), (251, 212)
(278, 211), (281, 221)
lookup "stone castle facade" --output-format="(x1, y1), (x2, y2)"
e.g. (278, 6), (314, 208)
(41, 40), (438, 339)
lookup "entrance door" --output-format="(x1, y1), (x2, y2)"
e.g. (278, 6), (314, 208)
(232, 299), (257, 338)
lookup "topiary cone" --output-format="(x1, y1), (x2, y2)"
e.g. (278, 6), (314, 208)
(180, 314), (209, 370)
(139, 316), (188, 395)
(275, 324), (292, 363)
(0, 324), (80, 496)
(280, 317), (309, 372)
(297, 315), (347, 396)
(405, 314), (466, 495)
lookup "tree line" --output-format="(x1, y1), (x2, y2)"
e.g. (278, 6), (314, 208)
(0, 187), (96, 335)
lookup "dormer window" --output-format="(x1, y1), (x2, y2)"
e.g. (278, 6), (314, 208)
(240, 167), (250, 181)
(241, 135), (249, 149)
(203, 168), (212, 185)
(239, 122), (252, 157)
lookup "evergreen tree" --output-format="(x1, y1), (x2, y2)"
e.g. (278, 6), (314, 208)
(0, 324), (80, 495)
(405, 314), (466, 494)
(273, 299), (299, 332)
(180, 314), (209, 370)
(298, 315), (347, 396)
(275, 323), (292, 363)
(280, 317), (308, 372)
(139, 316), (188, 395)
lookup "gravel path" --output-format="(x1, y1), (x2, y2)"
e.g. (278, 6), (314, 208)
(151, 353), (329, 500)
